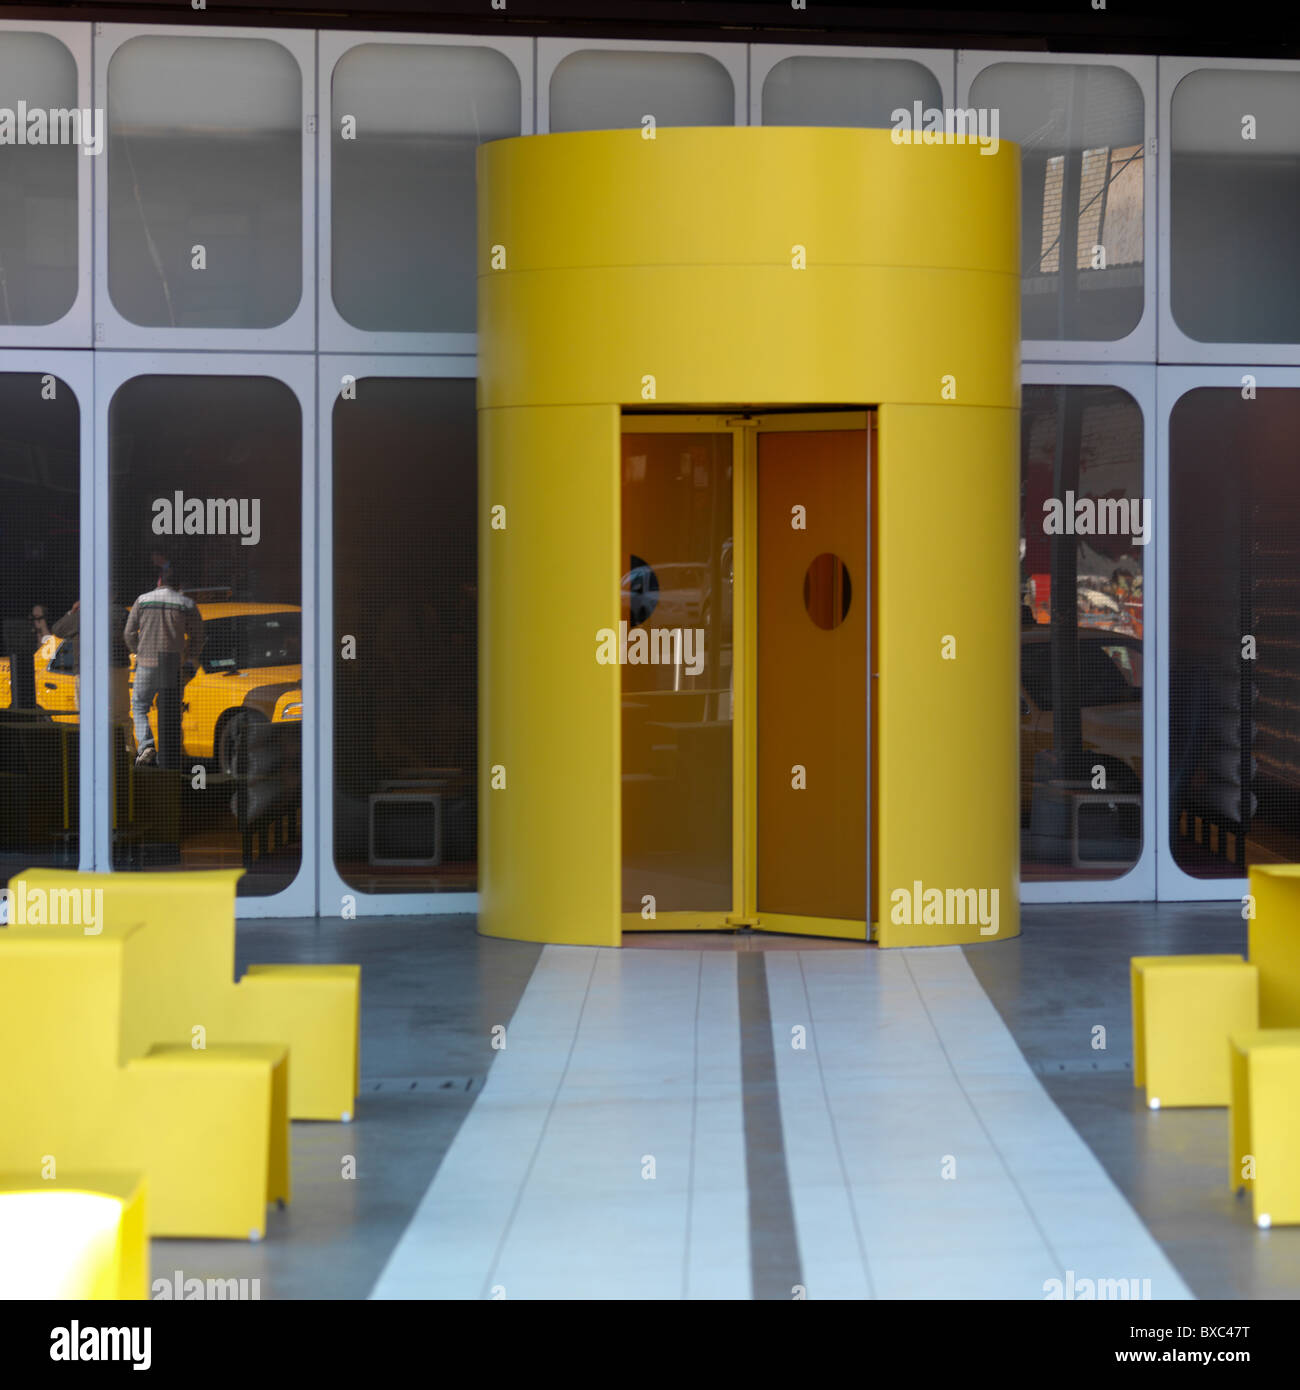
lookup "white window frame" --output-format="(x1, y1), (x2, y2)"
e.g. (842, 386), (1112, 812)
(1157, 56), (1300, 367)
(538, 35), (747, 133)
(748, 42), (953, 125)
(0, 350), (94, 869)
(316, 355), (477, 917)
(1154, 365), (1300, 902)
(92, 351), (318, 918)
(959, 49), (1157, 365)
(0, 22), (93, 349)
(92, 23), (316, 352)
(317, 31), (533, 358)
(1019, 364), (1157, 904)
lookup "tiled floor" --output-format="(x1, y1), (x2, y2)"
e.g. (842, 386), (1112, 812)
(151, 905), (1300, 1300)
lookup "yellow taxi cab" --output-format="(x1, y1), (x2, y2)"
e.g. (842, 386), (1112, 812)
(0, 599), (302, 775)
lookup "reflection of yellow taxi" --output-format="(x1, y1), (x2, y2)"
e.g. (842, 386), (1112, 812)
(0, 634), (80, 722)
(0, 602), (302, 775)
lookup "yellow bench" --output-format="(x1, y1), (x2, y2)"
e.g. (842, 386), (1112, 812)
(1229, 1030), (1300, 1228)
(0, 1171), (148, 1299)
(0, 924), (289, 1239)
(1248, 866), (1300, 1027)
(1131, 954), (1258, 1107)
(15, 868), (360, 1122)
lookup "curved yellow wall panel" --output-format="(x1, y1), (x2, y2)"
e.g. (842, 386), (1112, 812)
(477, 127), (1021, 947)
(478, 405), (622, 945)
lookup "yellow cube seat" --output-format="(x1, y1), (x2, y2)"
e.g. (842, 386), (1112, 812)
(0, 1171), (148, 1299)
(1229, 1030), (1300, 1228)
(1248, 866), (1300, 1027)
(17, 869), (360, 1121)
(0, 925), (289, 1239)
(1131, 954), (1258, 1108)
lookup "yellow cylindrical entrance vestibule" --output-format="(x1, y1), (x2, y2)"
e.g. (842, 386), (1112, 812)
(477, 126), (1021, 948)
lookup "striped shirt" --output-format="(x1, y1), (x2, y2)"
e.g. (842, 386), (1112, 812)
(123, 585), (205, 668)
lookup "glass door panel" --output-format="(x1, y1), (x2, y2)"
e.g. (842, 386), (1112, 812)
(621, 426), (737, 927)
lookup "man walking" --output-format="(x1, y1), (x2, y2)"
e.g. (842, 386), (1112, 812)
(123, 564), (204, 769)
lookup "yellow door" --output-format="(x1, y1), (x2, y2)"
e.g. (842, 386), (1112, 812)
(620, 411), (870, 940)
(752, 415), (870, 940)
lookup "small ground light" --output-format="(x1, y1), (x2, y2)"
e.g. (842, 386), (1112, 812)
(1149, 1097), (1161, 1110)
(1258, 1214), (1271, 1229)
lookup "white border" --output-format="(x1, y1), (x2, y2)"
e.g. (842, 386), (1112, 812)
(92, 351), (317, 918)
(0, 21), (93, 349)
(959, 49), (1158, 364)
(317, 31), (533, 358)
(0, 351), (94, 869)
(538, 35), (747, 133)
(748, 42), (953, 124)
(1019, 364), (1156, 903)
(92, 24), (316, 352)
(1154, 365), (1300, 901)
(316, 355), (477, 917)
(1157, 56), (1300, 366)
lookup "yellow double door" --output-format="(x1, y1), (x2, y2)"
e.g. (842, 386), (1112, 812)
(620, 411), (873, 941)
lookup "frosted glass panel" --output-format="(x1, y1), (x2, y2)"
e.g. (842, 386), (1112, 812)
(0, 32), (78, 325)
(107, 37), (302, 329)
(331, 44), (520, 333)
(550, 50), (733, 132)
(970, 63), (1144, 341)
(762, 55), (940, 127)
(1171, 70), (1300, 344)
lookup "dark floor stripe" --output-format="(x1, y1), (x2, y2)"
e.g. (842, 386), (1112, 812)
(737, 951), (803, 1300)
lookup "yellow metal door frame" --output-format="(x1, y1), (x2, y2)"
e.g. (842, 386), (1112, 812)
(619, 410), (870, 940)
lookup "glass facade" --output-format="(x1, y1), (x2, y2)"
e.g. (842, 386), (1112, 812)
(970, 62), (1145, 342)
(1, 20), (1293, 908)
(107, 375), (302, 895)
(1169, 388), (1300, 877)
(1020, 385), (1144, 880)
(333, 379), (477, 893)
(0, 372), (80, 875)
(0, 33), (79, 326)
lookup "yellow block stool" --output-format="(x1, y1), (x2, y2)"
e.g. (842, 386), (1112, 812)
(1248, 866), (1300, 1026)
(16, 868), (360, 1121)
(1229, 1030), (1300, 1227)
(0, 1172), (148, 1299)
(1131, 954), (1258, 1107)
(0, 925), (289, 1239)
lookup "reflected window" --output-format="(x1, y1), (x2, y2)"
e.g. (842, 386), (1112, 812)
(1020, 385), (1144, 879)
(0, 374), (80, 873)
(333, 379), (476, 894)
(331, 44), (520, 333)
(0, 32), (79, 326)
(1171, 70), (1300, 344)
(971, 63), (1144, 341)
(762, 55), (940, 127)
(107, 36), (302, 329)
(1170, 388), (1300, 877)
(550, 50), (733, 132)
(108, 376), (302, 894)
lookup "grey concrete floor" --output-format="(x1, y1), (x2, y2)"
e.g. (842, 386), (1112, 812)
(152, 904), (1300, 1299)
(966, 902), (1300, 1300)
